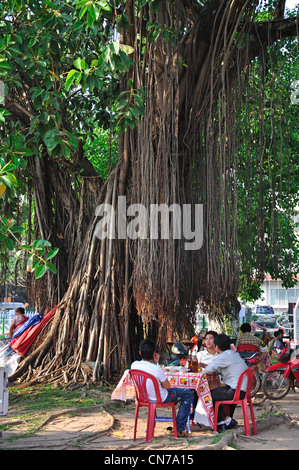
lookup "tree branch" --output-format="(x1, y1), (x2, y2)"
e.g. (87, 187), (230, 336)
(5, 93), (34, 123)
(252, 17), (299, 43)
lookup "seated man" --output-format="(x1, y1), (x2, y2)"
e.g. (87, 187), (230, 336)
(196, 330), (218, 367)
(205, 333), (248, 433)
(131, 338), (192, 437)
(236, 323), (261, 351)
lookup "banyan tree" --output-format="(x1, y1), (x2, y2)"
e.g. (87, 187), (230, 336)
(1, 0), (298, 383)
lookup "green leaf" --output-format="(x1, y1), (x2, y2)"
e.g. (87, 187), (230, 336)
(31, 88), (43, 101)
(46, 247), (59, 260)
(34, 264), (47, 279)
(73, 57), (87, 71)
(0, 109), (10, 122)
(79, 5), (89, 19)
(33, 239), (52, 249)
(27, 255), (34, 267)
(0, 173), (18, 188)
(115, 98), (128, 111)
(119, 44), (134, 55)
(10, 225), (23, 233)
(98, 0), (112, 13)
(119, 50), (132, 70)
(63, 130), (78, 149)
(65, 69), (78, 91)
(46, 262), (57, 274)
(32, 258), (40, 269)
(87, 5), (97, 26)
(44, 129), (62, 152)
(4, 238), (15, 251)
(2, 162), (17, 172)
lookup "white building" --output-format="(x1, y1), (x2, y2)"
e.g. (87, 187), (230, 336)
(252, 205), (299, 315)
(256, 274), (299, 315)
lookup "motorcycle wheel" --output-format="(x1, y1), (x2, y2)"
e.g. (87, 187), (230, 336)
(262, 370), (290, 400)
(251, 368), (261, 397)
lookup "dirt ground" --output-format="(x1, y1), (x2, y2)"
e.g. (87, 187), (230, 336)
(1, 387), (299, 452)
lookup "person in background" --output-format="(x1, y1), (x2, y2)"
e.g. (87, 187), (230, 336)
(196, 331), (218, 367)
(260, 330), (272, 349)
(131, 338), (193, 437)
(250, 316), (262, 333)
(236, 323), (261, 351)
(205, 333), (248, 433)
(268, 329), (283, 355)
(239, 306), (246, 325)
(9, 307), (28, 339)
(270, 329), (285, 363)
(192, 330), (218, 409)
(273, 329), (284, 353)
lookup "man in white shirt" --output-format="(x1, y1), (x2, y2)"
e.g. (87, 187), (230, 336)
(205, 333), (248, 433)
(131, 338), (192, 437)
(196, 330), (218, 367)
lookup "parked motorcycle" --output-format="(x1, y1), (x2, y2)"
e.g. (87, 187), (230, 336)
(168, 336), (203, 366)
(168, 341), (189, 366)
(262, 342), (299, 399)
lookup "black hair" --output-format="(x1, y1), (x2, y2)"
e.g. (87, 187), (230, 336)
(205, 330), (218, 338)
(16, 307), (25, 315)
(214, 333), (231, 351)
(139, 338), (156, 360)
(240, 323), (251, 333)
(274, 330), (283, 338)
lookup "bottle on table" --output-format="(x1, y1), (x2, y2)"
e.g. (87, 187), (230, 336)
(191, 354), (198, 373)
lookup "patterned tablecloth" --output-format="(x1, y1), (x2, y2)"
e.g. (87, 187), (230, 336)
(111, 368), (220, 428)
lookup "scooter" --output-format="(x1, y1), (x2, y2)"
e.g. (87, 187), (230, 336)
(167, 341), (189, 366)
(262, 342), (299, 400)
(167, 336), (203, 366)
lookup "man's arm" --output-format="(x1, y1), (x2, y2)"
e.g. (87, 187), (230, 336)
(198, 362), (208, 368)
(205, 361), (218, 374)
(205, 354), (226, 374)
(161, 379), (171, 389)
(153, 353), (171, 389)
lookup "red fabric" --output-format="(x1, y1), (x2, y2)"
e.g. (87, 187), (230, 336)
(10, 306), (57, 356)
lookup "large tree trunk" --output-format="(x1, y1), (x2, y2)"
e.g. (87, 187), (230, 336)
(26, 147), (102, 312)
(9, 0), (298, 384)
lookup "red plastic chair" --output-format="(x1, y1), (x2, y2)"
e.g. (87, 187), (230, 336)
(237, 344), (259, 353)
(129, 370), (178, 443)
(213, 366), (257, 436)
